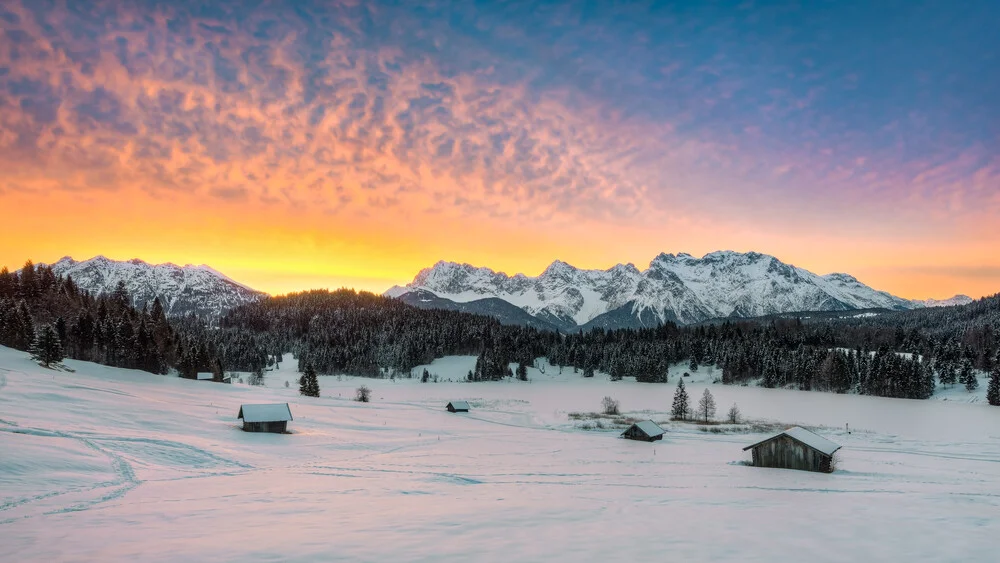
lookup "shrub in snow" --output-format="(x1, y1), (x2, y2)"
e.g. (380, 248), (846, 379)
(355, 385), (371, 403)
(601, 396), (620, 415)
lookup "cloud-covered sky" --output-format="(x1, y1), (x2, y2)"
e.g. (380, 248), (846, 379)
(1, 0), (997, 298)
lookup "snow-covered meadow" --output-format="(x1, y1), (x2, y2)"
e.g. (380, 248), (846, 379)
(2, 346), (1000, 562)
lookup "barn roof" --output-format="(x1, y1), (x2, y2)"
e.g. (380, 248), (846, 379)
(743, 426), (841, 456)
(238, 403), (293, 423)
(196, 372), (214, 380)
(448, 401), (470, 410)
(627, 420), (665, 438)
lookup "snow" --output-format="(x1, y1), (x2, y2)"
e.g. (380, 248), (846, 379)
(389, 251), (917, 328)
(745, 426), (842, 456)
(237, 403), (293, 423)
(3, 346), (1000, 561)
(914, 295), (975, 308)
(41, 256), (263, 320)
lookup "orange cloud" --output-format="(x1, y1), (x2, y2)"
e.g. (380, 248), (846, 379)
(0, 0), (997, 300)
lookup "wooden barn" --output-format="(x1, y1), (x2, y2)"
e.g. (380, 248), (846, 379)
(743, 426), (841, 473)
(237, 403), (293, 433)
(621, 420), (665, 442)
(446, 401), (470, 413)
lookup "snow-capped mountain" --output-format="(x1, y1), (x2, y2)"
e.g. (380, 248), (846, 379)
(385, 251), (919, 329)
(43, 256), (264, 321)
(913, 295), (974, 308)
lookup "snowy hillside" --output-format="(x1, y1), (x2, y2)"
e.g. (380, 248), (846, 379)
(914, 295), (974, 308)
(43, 256), (263, 321)
(386, 251), (918, 329)
(2, 345), (1000, 561)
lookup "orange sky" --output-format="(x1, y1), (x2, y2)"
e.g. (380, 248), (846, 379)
(1, 0), (998, 300)
(2, 185), (998, 300)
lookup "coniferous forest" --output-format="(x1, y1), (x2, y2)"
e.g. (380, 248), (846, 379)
(2, 260), (999, 404)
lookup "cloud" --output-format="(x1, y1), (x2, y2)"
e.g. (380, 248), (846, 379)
(0, 0), (995, 235)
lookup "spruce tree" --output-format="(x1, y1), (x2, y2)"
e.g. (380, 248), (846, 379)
(959, 358), (978, 392)
(697, 388), (716, 422)
(30, 324), (64, 368)
(300, 365), (320, 397)
(671, 378), (690, 420)
(987, 365), (1000, 406)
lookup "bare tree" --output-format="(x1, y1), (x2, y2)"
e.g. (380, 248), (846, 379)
(601, 396), (620, 415)
(697, 388), (717, 422)
(726, 402), (741, 424)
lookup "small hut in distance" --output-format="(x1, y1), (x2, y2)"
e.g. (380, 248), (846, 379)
(238, 403), (293, 433)
(621, 420), (665, 442)
(743, 426), (841, 473)
(446, 401), (470, 413)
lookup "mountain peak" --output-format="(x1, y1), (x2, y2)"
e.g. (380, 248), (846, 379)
(42, 255), (262, 321)
(388, 250), (918, 329)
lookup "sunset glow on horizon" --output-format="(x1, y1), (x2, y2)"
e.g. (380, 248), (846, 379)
(1, 1), (997, 300)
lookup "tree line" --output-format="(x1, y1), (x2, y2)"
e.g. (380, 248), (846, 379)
(4, 259), (999, 406)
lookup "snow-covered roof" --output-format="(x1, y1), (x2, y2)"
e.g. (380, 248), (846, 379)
(448, 401), (470, 411)
(626, 420), (665, 438)
(196, 372), (214, 380)
(743, 426), (841, 456)
(238, 403), (293, 423)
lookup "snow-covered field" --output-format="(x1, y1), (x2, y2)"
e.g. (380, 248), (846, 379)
(2, 347), (1000, 562)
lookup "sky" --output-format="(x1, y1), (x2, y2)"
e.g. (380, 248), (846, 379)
(0, 0), (997, 299)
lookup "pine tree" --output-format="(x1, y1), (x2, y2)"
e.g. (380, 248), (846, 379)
(987, 365), (1000, 406)
(671, 378), (690, 420)
(421, 368), (430, 383)
(697, 388), (716, 422)
(689, 357), (699, 372)
(300, 365), (320, 397)
(30, 324), (64, 368)
(959, 358), (978, 392)
(517, 362), (528, 381)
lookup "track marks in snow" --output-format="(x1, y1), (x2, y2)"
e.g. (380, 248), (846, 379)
(0, 426), (139, 523)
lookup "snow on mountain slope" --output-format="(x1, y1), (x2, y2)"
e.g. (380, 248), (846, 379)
(386, 251), (918, 328)
(914, 295), (974, 308)
(44, 256), (263, 321)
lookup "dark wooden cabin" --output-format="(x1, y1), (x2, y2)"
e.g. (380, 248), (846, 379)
(743, 426), (841, 473)
(446, 401), (470, 413)
(621, 420), (665, 442)
(238, 403), (293, 433)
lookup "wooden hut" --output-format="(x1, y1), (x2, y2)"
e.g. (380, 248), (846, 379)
(446, 401), (470, 413)
(743, 426), (841, 473)
(237, 403), (293, 433)
(621, 420), (665, 442)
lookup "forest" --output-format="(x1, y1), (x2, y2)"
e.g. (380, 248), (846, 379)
(2, 260), (998, 403)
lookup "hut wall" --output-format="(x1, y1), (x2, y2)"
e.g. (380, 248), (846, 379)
(751, 435), (830, 472)
(242, 421), (288, 433)
(622, 427), (661, 442)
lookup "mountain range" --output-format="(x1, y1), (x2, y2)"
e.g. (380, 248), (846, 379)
(30, 252), (972, 329)
(43, 256), (263, 321)
(385, 251), (962, 330)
